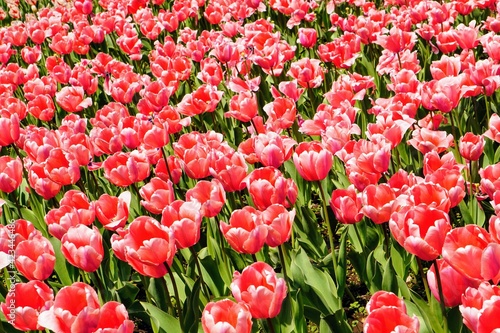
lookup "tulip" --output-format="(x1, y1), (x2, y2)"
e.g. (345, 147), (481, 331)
(366, 291), (407, 314)
(479, 162), (500, 199)
(111, 216), (176, 278)
(297, 28), (317, 48)
(261, 204), (295, 247)
(0, 156), (22, 193)
(0, 113), (20, 147)
(186, 179), (226, 218)
(220, 206), (267, 254)
(389, 205), (451, 261)
(460, 282), (500, 333)
(55, 86), (92, 113)
(361, 184), (396, 224)
(161, 200), (202, 249)
(139, 177), (175, 214)
(0, 281), (54, 331)
(427, 259), (480, 308)
(201, 299), (252, 333)
(60, 190), (95, 226)
(38, 282), (101, 333)
(43, 148), (81, 186)
(460, 132), (485, 161)
(94, 193), (130, 231)
(484, 113), (500, 143)
(45, 205), (86, 240)
(330, 185), (364, 224)
(231, 262), (287, 319)
(103, 151), (150, 187)
(363, 306), (420, 333)
(61, 225), (104, 272)
(94, 301), (135, 333)
(15, 236), (56, 280)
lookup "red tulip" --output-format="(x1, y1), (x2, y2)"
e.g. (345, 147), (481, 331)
(363, 306), (420, 333)
(60, 190), (95, 226)
(442, 225), (492, 280)
(366, 291), (407, 314)
(139, 177), (175, 214)
(186, 179), (226, 218)
(209, 150), (248, 192)
(253, 132), (296, 169)
(460, 132), (485, 161)
(408, 128), (454, 154)
(0, 156), (22, 193)
(330, 185), (364, 224)
(460, 282), (500, 333)
(361, 184), (396, 224)
(226, 91), (258, 123)
(111, 216), (176, 278)
(161, 200), (202, 249)
(479, 162), (500, 199)
(15, 236), (55, 280)
(55, 86), (92, 113)
(154, 155), (183, 184)
(94, 301), (135, 333)
(409, 182), (451, 213)
(484, 113), (500, 143)
(0, 281), (54, 331)
(28, 163), (62, 199)
(0, 113), (20, 147)
(220, 206), (267, 254)
(389, 205), (451, 261)
(427, 259), (480, 308)
(37, 282), (101, 333)
(231, 262), (287, 319)
(201, 299), (252, 333)
(94, 192), (130, 231)
(103, 151), (151, 187)
(297, 28), (317, 48)
(242, 167), (298, 210)
(287, 58), (324, 89)
(61, 225), (103, 272)
(263, 97), (297, 131)
(261, 204), (295, 247)
(43, 148), (81, 186)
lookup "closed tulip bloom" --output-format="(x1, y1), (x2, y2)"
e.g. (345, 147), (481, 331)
(38, 282), (101, 333)
(361, 184), (396, 224)
(209, 150), (248, 192)
(460, 132), (485, 161)
(45, 205), (87, 240)
(0, 281), (54, 331)
(15, 236), (56, 280)
(60, 190), (95, 226)
(61, 225), (104, 272)
(111, 216), (176, 278)
(261, 204), (295, 247)
(139, 177), (175, 214)
(293, 141), (333, 181)
(0, 156), (23, 193)
(220, 206), (268, 254)
(297, 28), (317, 48)
(94, 301), (135, 333)
(0, 113), (20, 147)
(479, 162), (500, 199)
(231, 262), (287, 319)
(427, 259), (480, 308)
(201, 299), (252, 333)
(484, 113), (500, 143)
(28, 163), (62, 199)
(389, 205), (451, 261)
(186, 179), (226, 218)
(442, 225), (492, 280)
(330, 185), (364, 224)
(161, 200), (202, 249)
(94, 193), (130, 231)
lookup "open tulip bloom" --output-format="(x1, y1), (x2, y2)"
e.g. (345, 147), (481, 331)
(3, 0), (500, 332)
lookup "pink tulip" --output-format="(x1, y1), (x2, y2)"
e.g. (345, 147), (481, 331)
(293, 141), (333, 181)
(61, 225), (104, 272)
(201, 299), (252, 333)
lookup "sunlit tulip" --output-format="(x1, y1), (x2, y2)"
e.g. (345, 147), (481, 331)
(55, 86), (92, 113)
(38, 282), (101, 333)
(202, 299), (252, 333)
(220, 206), (267, 254)
(460, 132), (485, 161)
(297, 28), (317, 48)
(0, 156), (22, 193)
(0, 281), (54, 331)
(231, 262), (287, 318)
(61, 225), (103, 272)
(139, 177), (175, 214)
(94, 192), (130, 231)
(94, 301), (135, 333)
(366, 291), (407, 314)
(43, 148), (81, 186)
(330, 185), (364, 224)
(186, 179), (226, 218)
(361, 184), (396, 224)
(15, 236), (56, 280)
(261, 204), (295, 247)
(103, 151), (150, 187)
(460, 282), (500, 333)
(161, 200), (202, 249)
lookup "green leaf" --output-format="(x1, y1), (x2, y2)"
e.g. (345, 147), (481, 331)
(337, 226), (348, 299)
(382, 258), (398, 294)
(182, 278), (203, 333)
(275, 291), (307, 333)
(117, 282), (140, 308)
(49, 237), (73, 286)
(141, 302), (182, 333)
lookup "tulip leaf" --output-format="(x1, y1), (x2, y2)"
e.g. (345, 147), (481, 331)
(337, 226), (348, 299)
(141, 301), (182, 333)
(116, 282), (140, 308)
(293, 206), (327, 259)
(182, 278), (202, 333)
(382, 258), (398, 295)
(319, 310), (353, 333)
(448, 306), (466, 333)
(49, 237), (73, 286)
(409, 290), (444, 333)
(275, 291), (307, 333)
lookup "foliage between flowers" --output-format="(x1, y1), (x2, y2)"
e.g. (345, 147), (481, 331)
(3, 0), (500, 332)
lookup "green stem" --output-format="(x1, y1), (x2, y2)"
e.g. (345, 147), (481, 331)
(317, 181), (338, 284)
(190, 247), (211, 299)
(158, 275), (175, 315)
(433, 260), (448, 333)
(266, 318), (276, 333)
(92, 271), (107, 303)
(416, 258), (431, 303)
(167, 267), (183, 323)
(278, 244), (289, 289)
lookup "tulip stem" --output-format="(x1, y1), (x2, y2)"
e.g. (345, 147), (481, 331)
(167, 268), (183, 323)
(317, 181), (338, 284)
(278, 244), (289, 289)
(416, 258), (431, 303)
(266, 318), (277, 333)
(92, 271), (107, 303)
(251, 253), (258, 262)
(157, 275), (175, 315)
(190, 247), (210, 299)
(433, 260), (448, 333)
